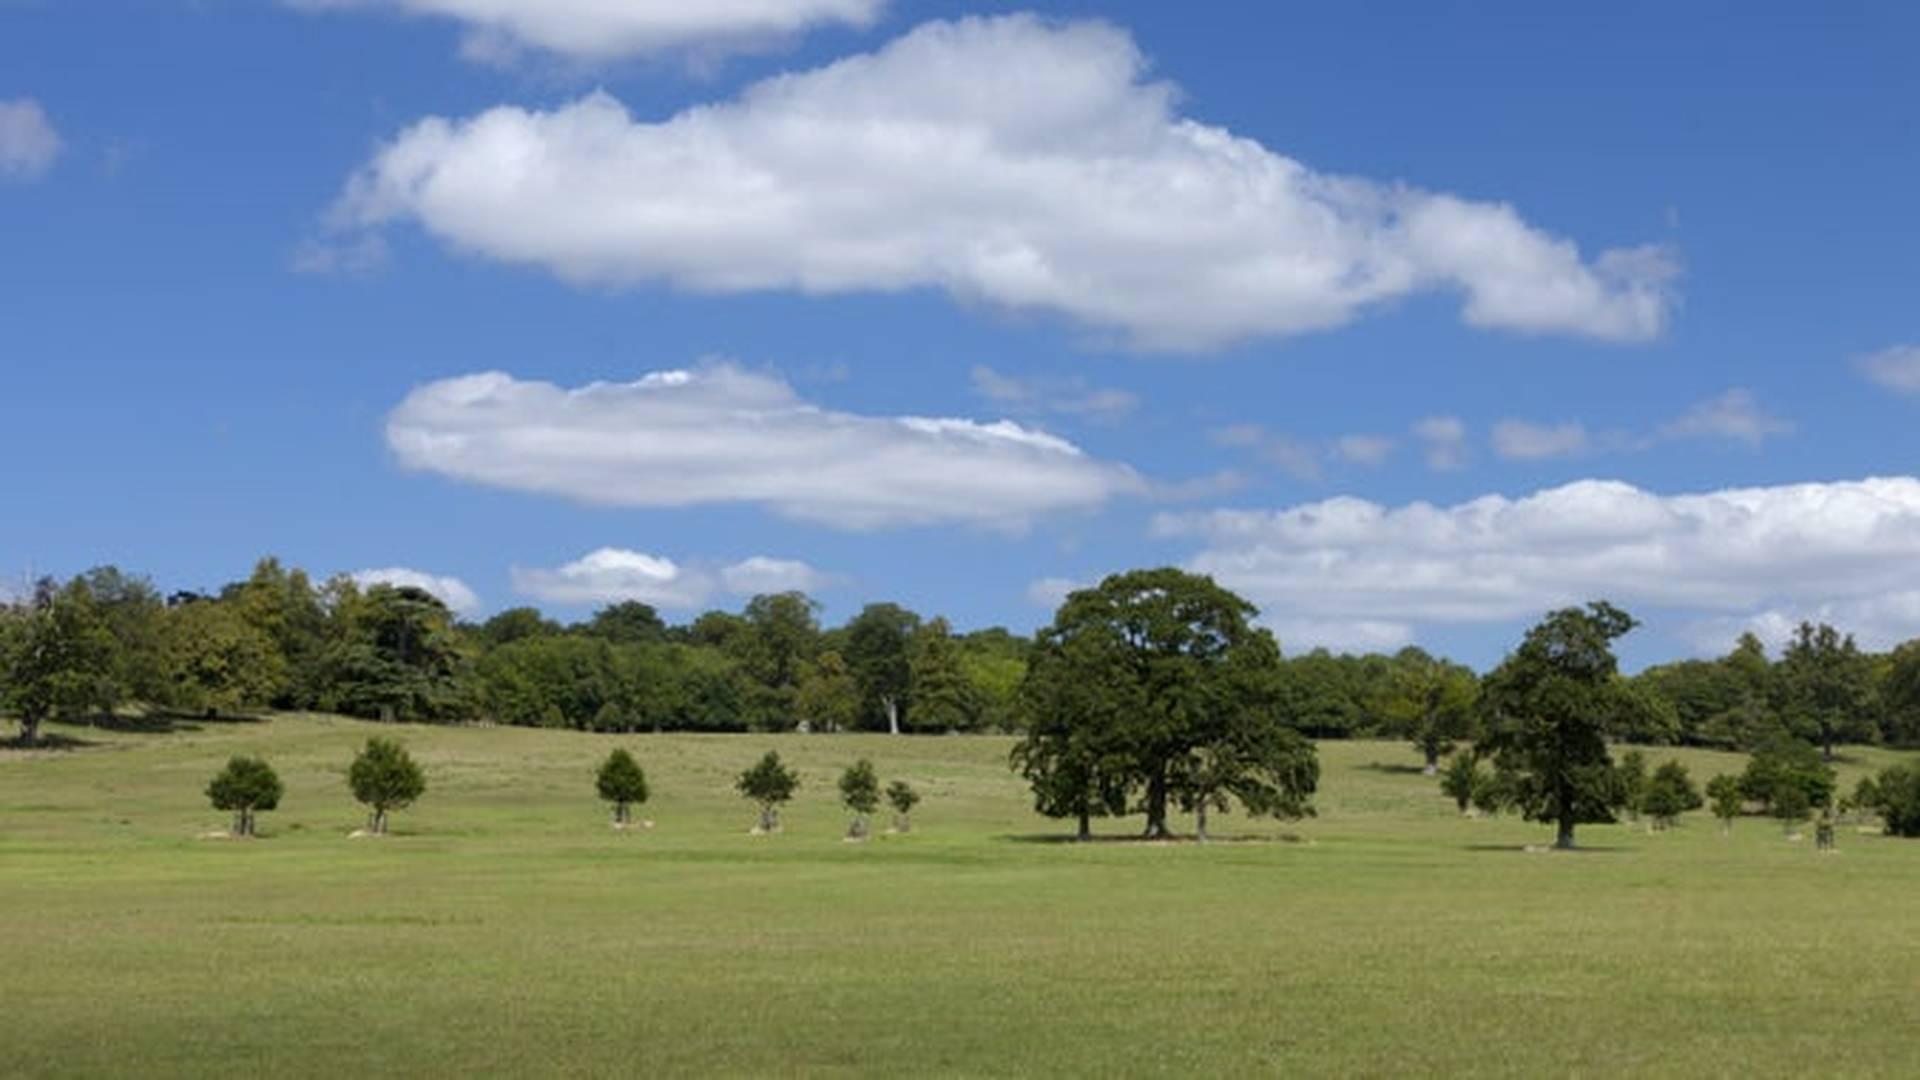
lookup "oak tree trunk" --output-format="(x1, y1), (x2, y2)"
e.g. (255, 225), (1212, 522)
(1142, 768), (1170, 838)
(1076, 809), (1091, 842)
(1555, 818), (1576, 850)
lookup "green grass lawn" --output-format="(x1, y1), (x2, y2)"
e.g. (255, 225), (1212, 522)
(4, 715), (1917, 1077)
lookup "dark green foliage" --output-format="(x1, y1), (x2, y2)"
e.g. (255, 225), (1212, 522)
(1475, 602), (1639, 849)
(1738, 735), (1836, 813)
(908, 617), (976, 732)
(206, 755), (283, 837)
(595, 749), (649, 824)
(1641, 760), (1703, 828)
(478, 607), (562, 646)
(1470, 766), (1518, 817)
(796, 651), (861, 732)
(580, 601), (666, 646)
(1013, 568), (1317, 840)
(886, 779), (921, 832)
(736, 751), (800, 832)
(317, 584), (471, 723)
(1773, 622), (1875, 760)
(348, 737), (426, 834)
(1377, 647), (1478, 772)
(2, 577), (121, 743)
(844, 602), (919, 733)
(838, 758), (880, 837)
(1865, 765), (1920, 837)
(1616, 750), (1650, 821)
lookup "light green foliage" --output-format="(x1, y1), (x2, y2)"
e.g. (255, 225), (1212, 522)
(795, 651), (861, 732)
(736, 750), (800, 831)
(1439, 751), (1480, 813)
(1376, 646), (1478, 772)
(2, 577), (120, 743)
(595, 749), (649, 824)
(205, 755), (282, 837)
(1641, 760), (1703, 828)
(1476, 602), (1638, 849)
(164, 600), (282, 715)
(348, 737), (426, 834)
(1706, 773), (1743, 831)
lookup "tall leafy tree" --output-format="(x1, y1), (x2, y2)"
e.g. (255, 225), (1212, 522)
(908, 617), (975, 732)
(2, 578), (119, 744)
(795, 651), (861, 733)
(1014, 568), (1316, 839)
(1377, 646), (1479, 774)
(844, 602), (920, 734)
(319, 584), (471, 723)
(735, 592), (821, 729)
(1773, 622), (1875, 761)
(1476, 602), (1638, 850)
(580, 601), (667, 646)
(164, 600), (282, 715)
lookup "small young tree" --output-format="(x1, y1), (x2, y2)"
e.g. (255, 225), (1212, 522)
(348, 737), (425, 835)
(1616, 750), (1650, 822)
(736, 750), (799, 833)
(596, 748), (650, 825)
(838, 758), (881, 839)
(886, 779), (921, 833)
(1440, 751), (1480, 815)
(1706, 774), (1742, 834)
(206, 755), (282, 837)
(1640, 760), (1702, 830)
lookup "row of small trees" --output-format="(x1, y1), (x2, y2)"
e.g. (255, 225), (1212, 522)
(735, 750), (920, 838)
(207, 741), (925, 839)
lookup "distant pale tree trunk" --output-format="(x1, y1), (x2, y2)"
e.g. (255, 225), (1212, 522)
(1194, 800), (1210, 844)
(883, 695), (900, 736)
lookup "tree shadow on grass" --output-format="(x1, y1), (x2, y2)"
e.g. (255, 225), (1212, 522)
(1463, 843), (1627, 854)
(0, 732), (97, 752)
(1001, 832), (1310, 846)
(1356, 762), (1428, 776)
(66, 711), (267, 735)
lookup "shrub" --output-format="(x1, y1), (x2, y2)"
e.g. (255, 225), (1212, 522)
(1640, 760), (1702, 829)
(1867, 765), (1920, 837)
(886, 779), (921, 832)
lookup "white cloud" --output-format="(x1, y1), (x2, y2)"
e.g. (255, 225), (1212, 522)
(294, 0), (883, 61)
(330, 15), (1676, 351)
(720, 556), (833, 596)
(1682, 592), (1920, 656)
(1266, 617), (1415, 656)
(1025, 576), (1086, 610)
(387, 362), (1143, 530)
(970, 365), (1138, 423)
(1412, 416), (1468, 471)
(1332, 435), (1395, 467)
(1155, 476), (1920, 646)
(1492, 419), (1589, 461)
(512, 548), (831, 609)
(351, 567), (481, 615)
(1657, 388), (1792, 447)
(0, 99), (61, 181)
(1858, 345), (1920, 394)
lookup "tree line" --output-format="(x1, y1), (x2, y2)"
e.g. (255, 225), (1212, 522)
(7, 557), (1920, 765)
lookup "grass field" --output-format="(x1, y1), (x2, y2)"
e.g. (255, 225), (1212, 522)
(4, 715), (1918, 1077)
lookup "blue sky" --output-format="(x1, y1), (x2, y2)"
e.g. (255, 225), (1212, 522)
(3, 1), (1918, 669)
